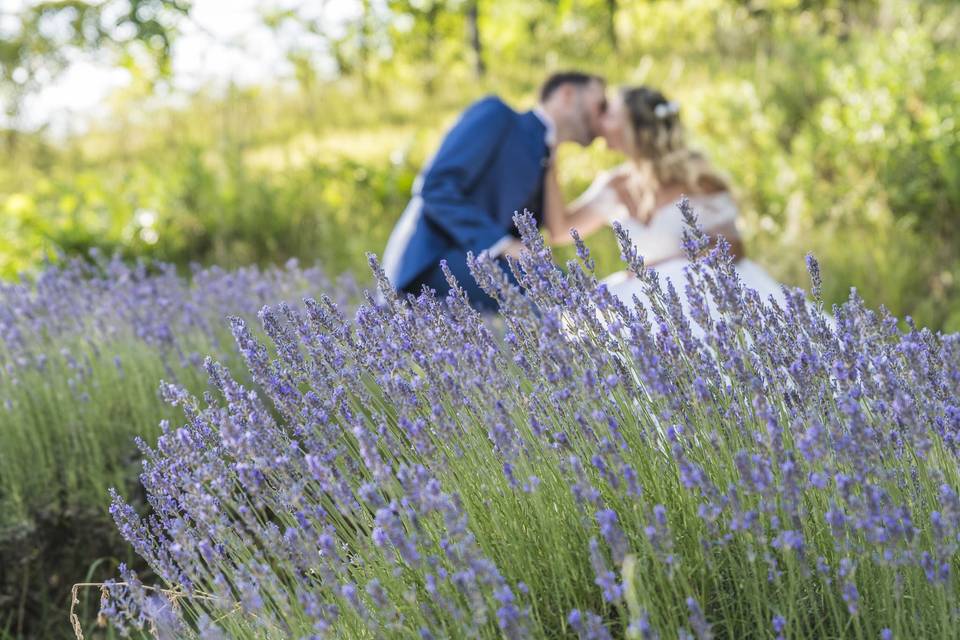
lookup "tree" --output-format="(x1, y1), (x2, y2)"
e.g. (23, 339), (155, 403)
(465, 0), (484, 79)
(606, 0), (618, 53)
(0, 0), (192, 138)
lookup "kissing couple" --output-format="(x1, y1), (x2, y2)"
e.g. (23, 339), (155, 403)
(382, 71), (786, 315)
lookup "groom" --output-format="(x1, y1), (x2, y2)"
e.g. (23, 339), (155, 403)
(382, 71), (608, 311)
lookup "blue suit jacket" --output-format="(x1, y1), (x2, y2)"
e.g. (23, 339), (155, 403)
(382, 96), (549, 291)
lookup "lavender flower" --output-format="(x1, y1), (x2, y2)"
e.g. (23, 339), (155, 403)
(90, 207), (960, 639)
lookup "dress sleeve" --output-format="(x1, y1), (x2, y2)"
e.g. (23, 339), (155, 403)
(571, 168), (633, 222)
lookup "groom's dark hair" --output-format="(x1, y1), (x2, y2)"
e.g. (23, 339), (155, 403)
(539, 71), (605, 102)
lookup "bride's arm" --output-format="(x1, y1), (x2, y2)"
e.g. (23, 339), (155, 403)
(543, 165), (628, 246)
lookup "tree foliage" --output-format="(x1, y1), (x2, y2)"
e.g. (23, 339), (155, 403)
(0, 0), (190, 124)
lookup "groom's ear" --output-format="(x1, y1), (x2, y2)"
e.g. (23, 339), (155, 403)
(550, 83), (572, 107)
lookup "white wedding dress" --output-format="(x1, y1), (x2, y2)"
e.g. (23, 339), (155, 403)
(599, 191), (790, 316)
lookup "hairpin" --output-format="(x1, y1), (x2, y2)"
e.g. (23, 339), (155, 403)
(654, 101), (680, 119)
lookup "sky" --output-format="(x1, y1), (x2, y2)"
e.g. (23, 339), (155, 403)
(7, 0), (360, 133)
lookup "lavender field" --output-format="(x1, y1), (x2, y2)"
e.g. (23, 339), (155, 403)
(3, 1), (959, 638)
(0, 253), (353, 637)
(59, 208), (960, 639)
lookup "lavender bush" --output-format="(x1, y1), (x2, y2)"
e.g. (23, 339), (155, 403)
(99, 203), (960, 639)
(0, 253), (348, 520)
(0, 252), (346, 637)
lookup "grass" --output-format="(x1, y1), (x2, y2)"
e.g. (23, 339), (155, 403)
(0, 259), (335, 639)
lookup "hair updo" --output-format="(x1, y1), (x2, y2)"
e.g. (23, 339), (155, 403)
(622, 86), (683, 160)
(619, 86), (729, 221)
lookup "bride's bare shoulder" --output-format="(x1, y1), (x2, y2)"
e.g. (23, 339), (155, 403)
(651, 182), (738, 221)
(696, 173), (730, 196)
(582, 163), (634, 197)
(573, 165), (626, 208)
(592, 162), (635, 185)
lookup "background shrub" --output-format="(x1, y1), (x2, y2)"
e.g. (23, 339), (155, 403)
(2, 0), (959, 328)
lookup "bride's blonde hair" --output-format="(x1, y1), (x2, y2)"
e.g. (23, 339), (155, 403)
(620, 86), (730, 222)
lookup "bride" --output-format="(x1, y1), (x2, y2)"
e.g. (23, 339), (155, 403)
(542, 85), (788, 312)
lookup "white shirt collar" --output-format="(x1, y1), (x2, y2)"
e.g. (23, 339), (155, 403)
(532, 106), (557, 148)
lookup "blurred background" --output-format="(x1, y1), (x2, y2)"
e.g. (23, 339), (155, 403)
(1, 2), (959, 637)
(2, 0), (959, 329)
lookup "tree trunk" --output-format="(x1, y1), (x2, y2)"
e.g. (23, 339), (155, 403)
(606, 0), (619, 53)
(359, 0), (372, 95)
(466, 0), (485, 79)
(424, 2), (440, 95)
